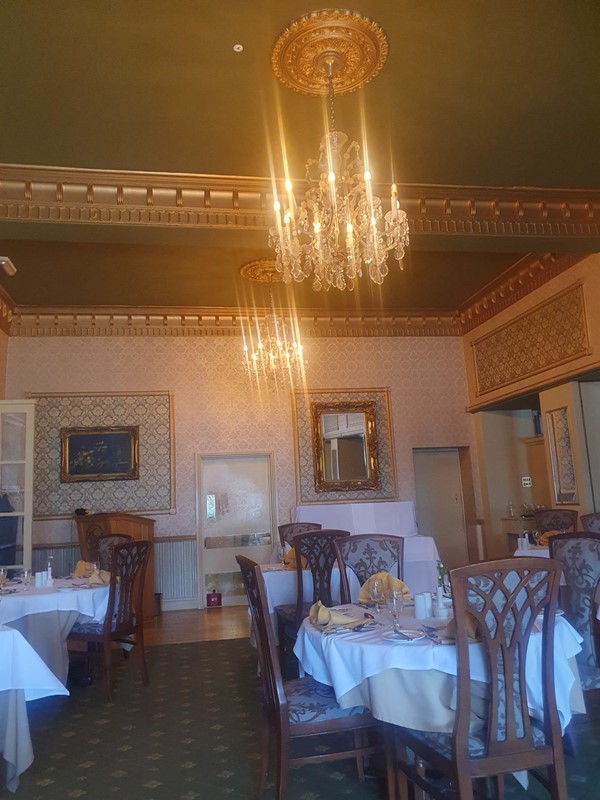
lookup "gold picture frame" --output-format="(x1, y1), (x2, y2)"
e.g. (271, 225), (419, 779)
(60, 426), (139, 483)
(311, 400), (381, 493)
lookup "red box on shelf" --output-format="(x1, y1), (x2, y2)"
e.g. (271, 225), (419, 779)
(206, 590), (222, 608)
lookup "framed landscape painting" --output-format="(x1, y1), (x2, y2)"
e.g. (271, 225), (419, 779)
(60, 426), (139, 482)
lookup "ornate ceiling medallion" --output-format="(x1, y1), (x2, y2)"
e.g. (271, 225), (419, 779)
(238, 259), (282, 284)
(271, 9), (388, 96)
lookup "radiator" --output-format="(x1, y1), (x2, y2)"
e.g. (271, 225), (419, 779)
(32, 539), (198, 604)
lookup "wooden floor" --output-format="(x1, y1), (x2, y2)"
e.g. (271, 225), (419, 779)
(144, 606), (251, 646)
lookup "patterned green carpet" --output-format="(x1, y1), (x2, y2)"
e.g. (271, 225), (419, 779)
(5, 639), (600, 799)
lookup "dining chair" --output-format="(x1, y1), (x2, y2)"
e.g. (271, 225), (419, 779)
(580, 513), (600, 533)
(549, 532), (600, 690)
(392, 556), (567, 800)
(334, 533), (404, 604)
(274, 529), (350, 675)
(277, 521), (322, 549)
(533, 508), (578, 535)
(236, 554), (394, 800)
(96, 533), (132, 571)
(67, 540), (152, 700)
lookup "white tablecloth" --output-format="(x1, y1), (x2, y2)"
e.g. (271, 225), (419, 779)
(293, 501), (418, 536)
(0, 626), (68, 792)
(293, 605), (585, 734)
(0, 579), (110, 683)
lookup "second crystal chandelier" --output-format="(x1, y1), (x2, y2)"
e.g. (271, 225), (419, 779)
(269, 10), (410, 292)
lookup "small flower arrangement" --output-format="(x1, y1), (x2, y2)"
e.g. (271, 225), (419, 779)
(437, 560), (448, 588)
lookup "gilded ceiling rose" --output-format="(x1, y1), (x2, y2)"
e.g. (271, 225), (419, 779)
(271, 8), (388, 96)
(238, 259), (282, 284)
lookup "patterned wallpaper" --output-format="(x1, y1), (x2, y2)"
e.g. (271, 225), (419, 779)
(30, 392), (173, 517)
(5, 335), (475, 543)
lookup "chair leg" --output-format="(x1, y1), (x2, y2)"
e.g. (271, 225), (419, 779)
(102, 644), (113, 701)
(137, 629), (149, 686)
(354, 729), (366, 783)
(547, 757), (569, 800)
(382, 723), (398, 800)
(258, 717), (270, 796)
(275, 731), (289, 800)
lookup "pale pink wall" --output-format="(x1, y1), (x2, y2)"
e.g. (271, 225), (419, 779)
(6, 334), (476, 543)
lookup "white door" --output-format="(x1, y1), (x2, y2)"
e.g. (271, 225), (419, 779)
(196, 452), (275, 607)
(413, 448), (467, 569)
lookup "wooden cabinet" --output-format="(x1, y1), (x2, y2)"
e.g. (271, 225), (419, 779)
(75, 512), (156, 618)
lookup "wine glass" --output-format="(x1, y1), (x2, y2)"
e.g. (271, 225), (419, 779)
(21, 568), (31, 590)
(0, 568), (6, 592)
(368, 577), (384, 612)
(276, 545), (287, 566)
(387, 588), (405, 631)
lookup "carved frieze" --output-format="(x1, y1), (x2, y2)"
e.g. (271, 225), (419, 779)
(472, 284), (590, 395)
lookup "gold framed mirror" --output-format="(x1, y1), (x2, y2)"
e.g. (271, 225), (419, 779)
(311, 401), (380, 492)
(292, 388), (397, 504)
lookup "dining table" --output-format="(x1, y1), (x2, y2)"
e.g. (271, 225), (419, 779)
(0, 625), (69, 792)
(293, 603), (586, 734)
(0, 577), (110, 684)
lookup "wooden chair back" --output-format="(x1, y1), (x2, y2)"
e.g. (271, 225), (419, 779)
(96, 533), (132, 572)
(105, 540), (152, 638)
(277, 522), (322, 548)
(334, 534), (404, 604)
(549, 532), (600, 672)
(580, 513), (600, 533)
(236, 555), (286, 728)
(450, 557), (563, 771)
(292, 529), (350, 624)
(533, 508), (578, 534)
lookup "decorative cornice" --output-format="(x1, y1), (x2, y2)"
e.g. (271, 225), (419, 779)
(9, 306), (462, 338)
(458, 253), (587, 332)
(1, 164), (599, 238)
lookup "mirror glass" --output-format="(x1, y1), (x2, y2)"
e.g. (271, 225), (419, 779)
(311, 401), (381, 493)
(320, 412), (369, 481)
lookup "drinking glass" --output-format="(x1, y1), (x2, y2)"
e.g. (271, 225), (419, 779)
(0, 568), (6, 590)
(387, 589), (405, 631)
(368, 577), (384, 612)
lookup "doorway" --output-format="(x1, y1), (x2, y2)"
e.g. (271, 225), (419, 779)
(413, 448), (468, 569)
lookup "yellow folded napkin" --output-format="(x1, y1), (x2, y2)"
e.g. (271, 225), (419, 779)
(309, 601), (367, 631)
(358, 571), (411, 604)
(72, 560), (94, 578)
(539, 529), (560, 546)
(444, 612), (481, 642)
(283, 550), (308, 570)
(88, 569), (111, 586)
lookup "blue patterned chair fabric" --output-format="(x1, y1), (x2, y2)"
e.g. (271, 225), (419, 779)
(533, 508), (578, 534)
(581, 513), (600, 533)
(393, 557), (567, 800)
(549, 533), (600, 690)
(335, 534), (404, 604)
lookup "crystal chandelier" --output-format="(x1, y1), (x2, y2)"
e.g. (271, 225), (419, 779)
(269, 11), (410, 292)
(240, 261), (306, 390)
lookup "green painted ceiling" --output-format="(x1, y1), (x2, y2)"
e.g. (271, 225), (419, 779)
(0, 1), (598, 311)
